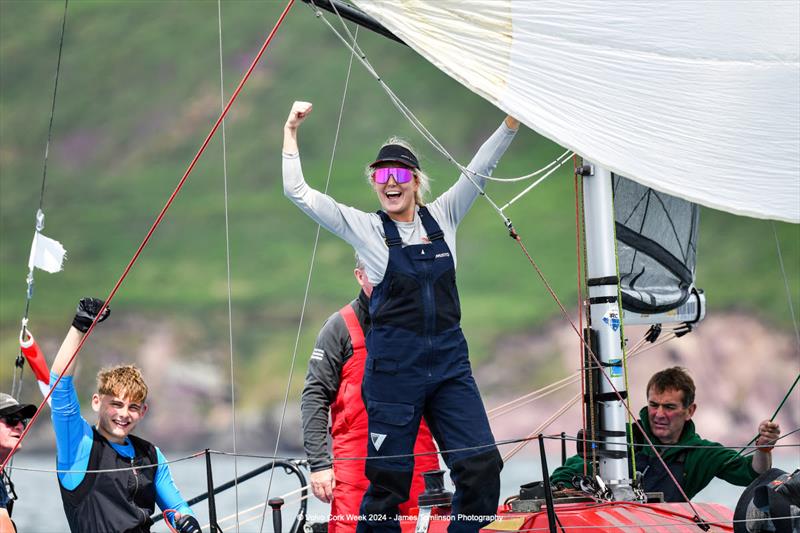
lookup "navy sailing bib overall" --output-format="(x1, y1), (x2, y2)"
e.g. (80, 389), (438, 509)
(357, 207), (502, 533)
(635, 449), (688, 502)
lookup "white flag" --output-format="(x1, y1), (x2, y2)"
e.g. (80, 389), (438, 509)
(28, 232), (66, 273)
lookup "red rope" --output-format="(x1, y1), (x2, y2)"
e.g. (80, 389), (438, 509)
(0, 0), (296, 474)
(163, 509), (180, 533)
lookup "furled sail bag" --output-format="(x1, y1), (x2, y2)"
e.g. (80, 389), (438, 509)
(613, 175), (699, 315)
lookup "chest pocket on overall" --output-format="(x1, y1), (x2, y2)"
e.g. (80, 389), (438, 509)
(371, 273), (423, 335)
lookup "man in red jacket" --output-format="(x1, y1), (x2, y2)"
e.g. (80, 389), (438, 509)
(301, 258), (439, 533)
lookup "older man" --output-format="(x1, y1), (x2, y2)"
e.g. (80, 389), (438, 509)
(551, 367), (781, 501)
(0, 393), (37, 532)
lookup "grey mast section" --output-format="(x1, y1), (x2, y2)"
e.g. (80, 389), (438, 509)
(582, 161), (634, 500)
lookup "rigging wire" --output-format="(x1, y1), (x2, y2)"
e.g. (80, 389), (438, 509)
(487, 340), (654, 421)
(502, 392), (580, 463)
(499, 151), (573, 211)
(6, 430), (797, 476)
(256, 20), (360, 533)
(214, 1), (241, 530)
(13, 0), (70, 400)
(0, 0), (297, 475)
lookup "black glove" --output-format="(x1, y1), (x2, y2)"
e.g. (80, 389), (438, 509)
(72, 297), (110, 333)
(175, 515), (202, 533)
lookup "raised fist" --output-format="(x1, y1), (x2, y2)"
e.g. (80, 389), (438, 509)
(72, 297), (110, 333)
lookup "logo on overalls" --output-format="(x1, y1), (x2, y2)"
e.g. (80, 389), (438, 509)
(435, 252), (450, 259)
(371, 432), (387, 451)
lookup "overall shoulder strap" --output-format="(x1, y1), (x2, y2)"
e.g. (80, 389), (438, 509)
(417, 206), (444, 241)
(377, 210), (403, 247)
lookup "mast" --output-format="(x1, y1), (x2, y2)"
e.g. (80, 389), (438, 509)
(581, 161), (634, 500)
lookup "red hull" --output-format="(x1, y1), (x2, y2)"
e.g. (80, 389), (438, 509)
(399, 502), (734, 533)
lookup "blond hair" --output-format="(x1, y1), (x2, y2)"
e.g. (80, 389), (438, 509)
(96, 365), (148, 404)
(365, 137), (431, 206)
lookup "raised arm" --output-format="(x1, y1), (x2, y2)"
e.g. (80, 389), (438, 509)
(50, 298), (111, 490)
(429, 115), (520, 229)
(51, 298), (110, 377)
(281, 101), (380, 255)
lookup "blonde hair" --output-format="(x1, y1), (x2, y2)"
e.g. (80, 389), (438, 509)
(96, 365), (148, 404)
(365, 137), (431, 206)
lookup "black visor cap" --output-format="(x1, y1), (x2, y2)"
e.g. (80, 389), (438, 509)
(369, 144), (420, 170)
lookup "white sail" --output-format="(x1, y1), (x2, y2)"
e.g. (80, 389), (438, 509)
(352, 1), (800, 223)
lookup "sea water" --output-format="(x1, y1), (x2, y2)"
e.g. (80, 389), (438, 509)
(7, 451), (797, 532)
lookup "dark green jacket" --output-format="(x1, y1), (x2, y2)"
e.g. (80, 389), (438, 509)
(550, 407), (759, 499)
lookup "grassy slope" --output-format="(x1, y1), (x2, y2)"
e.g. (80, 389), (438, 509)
(1, 1), (797, 405)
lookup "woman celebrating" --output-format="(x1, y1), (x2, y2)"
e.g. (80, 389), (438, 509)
(283, 101), (519, 533)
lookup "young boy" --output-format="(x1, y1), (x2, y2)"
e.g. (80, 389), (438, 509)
(50, 298), (201, 533)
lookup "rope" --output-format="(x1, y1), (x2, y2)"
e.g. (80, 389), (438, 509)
(742, 426), (800, 457)
(214, 0), (241, 531)
(163, 509), (181, 533)
(725, 372), (800, 465)
(256, 18), (357, 533)
(502, 393), (580, 462)
(13, 0), (71, 400)
(485, 333), (652, 419)
(0, 0), (297, 475)
(499, 152), (574, 211)
(488, 374), (578, 419)
(37, 0), (69, 214)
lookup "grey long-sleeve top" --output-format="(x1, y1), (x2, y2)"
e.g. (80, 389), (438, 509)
(282, 120), (517, 285)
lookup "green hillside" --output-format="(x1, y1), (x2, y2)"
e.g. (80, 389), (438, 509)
(1, 1), (798, 405)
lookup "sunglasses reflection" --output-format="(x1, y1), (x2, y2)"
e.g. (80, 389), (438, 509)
(371, 167), (414, 184)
